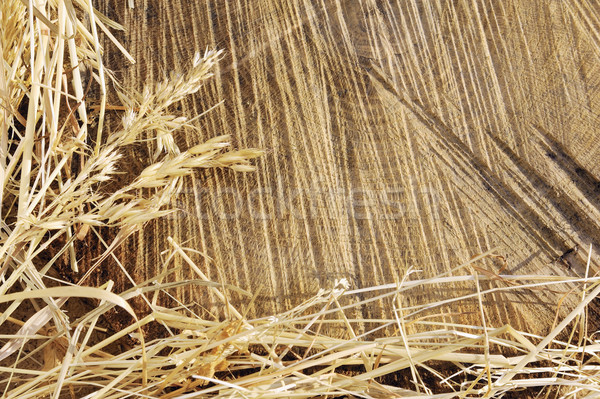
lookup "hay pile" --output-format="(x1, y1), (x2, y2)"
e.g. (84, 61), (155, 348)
(1, 0), (600, 397)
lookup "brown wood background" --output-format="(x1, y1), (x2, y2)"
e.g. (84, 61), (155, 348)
(95, 0), (600, 333)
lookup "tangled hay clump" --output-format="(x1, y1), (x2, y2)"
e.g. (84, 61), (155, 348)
(2, 0), (600, 397)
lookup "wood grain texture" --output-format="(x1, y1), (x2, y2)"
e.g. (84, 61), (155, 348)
(96, 0), (600, 332)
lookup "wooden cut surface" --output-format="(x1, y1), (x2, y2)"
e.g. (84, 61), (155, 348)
(96, 0), (600, 332)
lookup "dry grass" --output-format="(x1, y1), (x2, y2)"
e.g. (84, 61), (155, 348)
(3, 239), (600, 397)
(2, 0), (600, 397)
